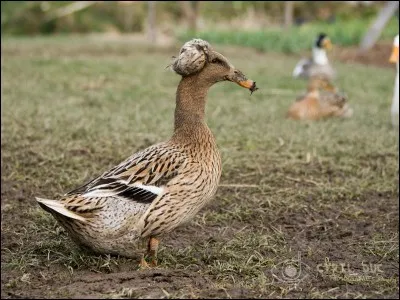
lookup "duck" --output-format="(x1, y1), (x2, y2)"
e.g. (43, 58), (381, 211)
(286, 75), (352, 121)
(389, 34), (399, 130)
(292, 33), (336, 80)
(35, 39), (258, 268)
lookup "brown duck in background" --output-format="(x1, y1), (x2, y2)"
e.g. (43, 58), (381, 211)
(286, 76), (353, 121)
(36, 39), (258, 268)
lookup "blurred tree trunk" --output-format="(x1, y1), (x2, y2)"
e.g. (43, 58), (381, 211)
(283, 1), (294, 29)
(122, 3), (135, 32)
(359, 1), (399, 52)
(181, 1), (200, 32)
(45, 1), (98, 22)
(147, 1), (156, 43)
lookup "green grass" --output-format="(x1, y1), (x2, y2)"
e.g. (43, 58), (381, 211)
(179, 18), (399, 53)
(1, 35), (399, 298)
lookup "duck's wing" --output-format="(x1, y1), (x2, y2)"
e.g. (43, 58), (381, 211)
(319, 90), (347, 108)
(62, 143), (187, 211)
(292, 58), (312, 78)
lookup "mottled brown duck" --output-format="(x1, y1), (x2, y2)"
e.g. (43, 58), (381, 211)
(36, 39), (258, 268)
(286, 76), (352, 121)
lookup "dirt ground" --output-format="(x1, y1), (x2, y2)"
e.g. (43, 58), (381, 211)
(1, 36), (398, 299)
(333, 40), (395, 69)
(2, 177), (398, 298)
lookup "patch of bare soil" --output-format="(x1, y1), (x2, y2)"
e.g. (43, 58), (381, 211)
(280, 192), (399, 299)
(3, 269), (213, 299)
(332, 41), (394, 68)
(2, 167), (399, 298)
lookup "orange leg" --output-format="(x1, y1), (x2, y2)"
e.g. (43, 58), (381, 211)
(147, 237), (160, 267)
(137, 239), (150, 270)
(138, 254), (150, 269)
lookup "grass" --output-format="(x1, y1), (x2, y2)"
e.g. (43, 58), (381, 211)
(179, 18), (399, 53)
(1, 35), (399, 298)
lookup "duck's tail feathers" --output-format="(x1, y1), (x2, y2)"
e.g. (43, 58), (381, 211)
(35, 197), (87, 222)
(292, 59), (307, 78)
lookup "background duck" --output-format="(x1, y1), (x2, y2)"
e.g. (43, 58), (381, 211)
(292, 33), (336, 80)
(36, 39), (258, 268)
(389, 34), (399, 131)
(286, 76), (352, 121)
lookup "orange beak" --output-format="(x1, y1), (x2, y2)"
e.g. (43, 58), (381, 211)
(237, 79), (258, 94)
(229, 69), (258, 94)
(322, 38), (332, 50)
(238, 79), (255, 89)
(389, 46), (399, 63)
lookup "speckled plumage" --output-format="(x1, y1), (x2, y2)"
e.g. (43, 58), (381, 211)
(36, 39), (257, 267)
(287, 77), (352, 120)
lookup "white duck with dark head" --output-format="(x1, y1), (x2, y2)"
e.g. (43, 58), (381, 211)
(292, 33), (336, 80)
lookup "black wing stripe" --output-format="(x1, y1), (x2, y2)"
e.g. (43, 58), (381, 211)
(118, 186), (158, 204)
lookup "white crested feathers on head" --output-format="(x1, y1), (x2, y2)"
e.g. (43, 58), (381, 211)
(171, 39), (212, 76)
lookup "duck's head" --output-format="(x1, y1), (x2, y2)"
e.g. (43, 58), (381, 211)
(389, 35), (399, 64)
(315, 33), (332, 51)
(170, 39), (258, 94)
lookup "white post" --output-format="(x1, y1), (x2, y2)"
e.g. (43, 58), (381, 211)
(284, 1), (294, 29)
(147, 1), (156, 44)
(359, 1), (399, 52)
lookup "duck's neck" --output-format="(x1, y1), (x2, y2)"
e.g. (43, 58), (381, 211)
(172, 75), (213, 142)
(312, 47), (328, 65)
